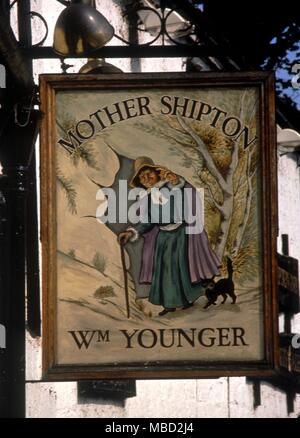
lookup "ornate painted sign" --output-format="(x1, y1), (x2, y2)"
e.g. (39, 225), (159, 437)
(40, 72), (278, 379)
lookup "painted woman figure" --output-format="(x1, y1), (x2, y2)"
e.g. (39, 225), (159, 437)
(118, 157), (220, 316)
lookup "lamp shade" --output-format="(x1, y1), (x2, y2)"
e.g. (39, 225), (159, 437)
(53, 0), (114, 56)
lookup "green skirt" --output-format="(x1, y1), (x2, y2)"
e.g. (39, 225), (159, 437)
(149, 226), (204, 308)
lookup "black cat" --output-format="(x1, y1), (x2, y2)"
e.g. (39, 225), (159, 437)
(203, 257), (236, 309)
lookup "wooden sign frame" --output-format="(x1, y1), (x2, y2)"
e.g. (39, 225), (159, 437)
(40, 72), (279, 380)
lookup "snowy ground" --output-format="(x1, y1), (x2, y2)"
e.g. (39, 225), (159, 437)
(56, 252), (264, 365)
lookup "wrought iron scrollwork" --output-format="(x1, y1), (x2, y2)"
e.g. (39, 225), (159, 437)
(9, 0), (200, 52)
(115, 6), (164, 46)
(163, 7), (197, 45)
(10, 0), (49, 47)
(120, 1), (198, 47)
(29, 12), (49, 47)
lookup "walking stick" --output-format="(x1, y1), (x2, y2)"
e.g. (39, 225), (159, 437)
(120, 242), (130, 319)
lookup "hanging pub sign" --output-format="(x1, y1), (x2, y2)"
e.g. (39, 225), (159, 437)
(40, 72), (279, 379)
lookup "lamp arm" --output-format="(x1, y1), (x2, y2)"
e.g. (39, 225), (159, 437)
(55, 1), (96, 6)
(55, 0), (71, 6)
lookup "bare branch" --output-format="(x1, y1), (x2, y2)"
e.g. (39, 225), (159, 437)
(232, 144), (255, 255)
(250, 168), (257, 180)
(204, 184), (225, 213)
(227, 90), (250, 183)
(177, 115), (232, 195)
(227, 139), (239, 182)
(233, 157), (247, 196)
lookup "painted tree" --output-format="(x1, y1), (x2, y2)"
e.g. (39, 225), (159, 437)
(55, 115), (100, 215)
(134, 91), (259, 269)
(56, 91), (259, 281)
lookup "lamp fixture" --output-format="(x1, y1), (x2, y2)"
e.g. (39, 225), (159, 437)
(53, 0), (114, 57)
(277, 127), (300, 154)
(78, 58), (123, 74)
